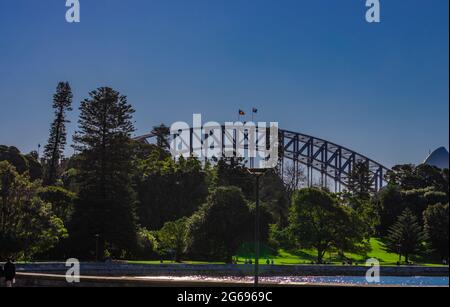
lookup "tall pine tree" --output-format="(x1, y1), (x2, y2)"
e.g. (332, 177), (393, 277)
(151, 124), (171, 150)
(347, 160), (372, 200)
(44, 82), (73, 186)
(386, 208), (428, 263)
(70, 87), (137, 259)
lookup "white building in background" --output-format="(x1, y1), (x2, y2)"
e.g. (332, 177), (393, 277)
(424, 147), (449, 169)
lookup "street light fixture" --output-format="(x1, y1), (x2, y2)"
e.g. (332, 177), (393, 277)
(247, 168), (269, 287)
(95, 234), (100, 262)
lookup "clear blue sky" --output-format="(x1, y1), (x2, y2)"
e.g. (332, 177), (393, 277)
(0, 0), (448, 167)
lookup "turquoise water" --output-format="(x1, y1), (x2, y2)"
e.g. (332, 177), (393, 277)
(142, 276), (449, 287)
(276, 276), (449, 286)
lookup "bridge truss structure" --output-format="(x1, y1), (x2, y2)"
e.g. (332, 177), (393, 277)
(278, 129), (389, 192)
(134, 127), (389, 192)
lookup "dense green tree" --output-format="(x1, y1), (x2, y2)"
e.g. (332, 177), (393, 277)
(386, 164), (448, 193)
(0, 161), (67, 259)
(421, 189), (448, 207)
(38, 186), (76, 223)
(402, 187), (448, 225)
(287, 188), (361, 263)
(376, 182), (448, 236)
(0, 146), (29, 175)
(386, 208), (428, 263)
(151, 124), (171, 150)
(423, 203), (449, 260)
(157, 217), (189, 262)
(216, 161), (289, 228)
(386, 164), (422, 190)
(60, 167), (79, 193)
(0, 146), (42, 181)
(25, 152), (43, 180)
(214, 157), (254, 201)
(136, 154), (208, 230)
(415, 164), (449, 193)
(332, 204), (372, 257)
(131, 141), (170, 163)
(376, 184), (406, 236)
(135, 227), (159, 260)
(268, 223), (296, 251)
(347, 161), (373, 200)
(340, 193), (378, 259)
(43, 82), (73, 186)
(260, 170), (290, 227)
(186, 186), (251, 263)
(69, 87), (137, 259)
(56, 154), (85, 194)
(344, 193), (379, 237)
(0, 161), (18, 235)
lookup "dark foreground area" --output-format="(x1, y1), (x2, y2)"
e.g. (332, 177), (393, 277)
(8, 262), (449, 287)
(14, 273), (449, 288)
(14, 262), (449, 277)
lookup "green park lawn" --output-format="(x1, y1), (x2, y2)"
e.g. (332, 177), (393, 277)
(265, 238), (402, 266)
(128, 238), (446, 267)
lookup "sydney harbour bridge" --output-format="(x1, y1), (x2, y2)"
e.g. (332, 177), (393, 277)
(134, 126), (390, 193)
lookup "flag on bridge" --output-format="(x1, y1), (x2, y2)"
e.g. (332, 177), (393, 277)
(239, 109), (245, 116)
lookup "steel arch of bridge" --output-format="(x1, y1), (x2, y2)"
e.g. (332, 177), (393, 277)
(134, 127), (389, 192)
(278, 129), (389, 192)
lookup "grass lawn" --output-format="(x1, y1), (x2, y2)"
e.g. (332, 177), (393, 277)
(252, 238), (444, 266)
(280, 238), (445, 266)
(349, 238), (400, 264)
(127, 238), (446, 267)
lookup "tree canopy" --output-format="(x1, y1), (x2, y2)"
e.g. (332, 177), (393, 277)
(287, 188), (367, 263)
(69, 87), (138, 259)
(386, 208), (428, 263)
(0, 161), (67, 259)
(186, 186), (252, 263)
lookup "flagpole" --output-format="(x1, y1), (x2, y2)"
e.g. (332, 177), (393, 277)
(252, 108), (257, 122)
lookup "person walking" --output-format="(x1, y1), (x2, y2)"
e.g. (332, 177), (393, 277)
(4, 258), (16, 288)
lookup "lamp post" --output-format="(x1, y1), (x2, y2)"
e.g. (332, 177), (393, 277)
(247, 168), (268, 287)
(95, 234), (100, 262)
